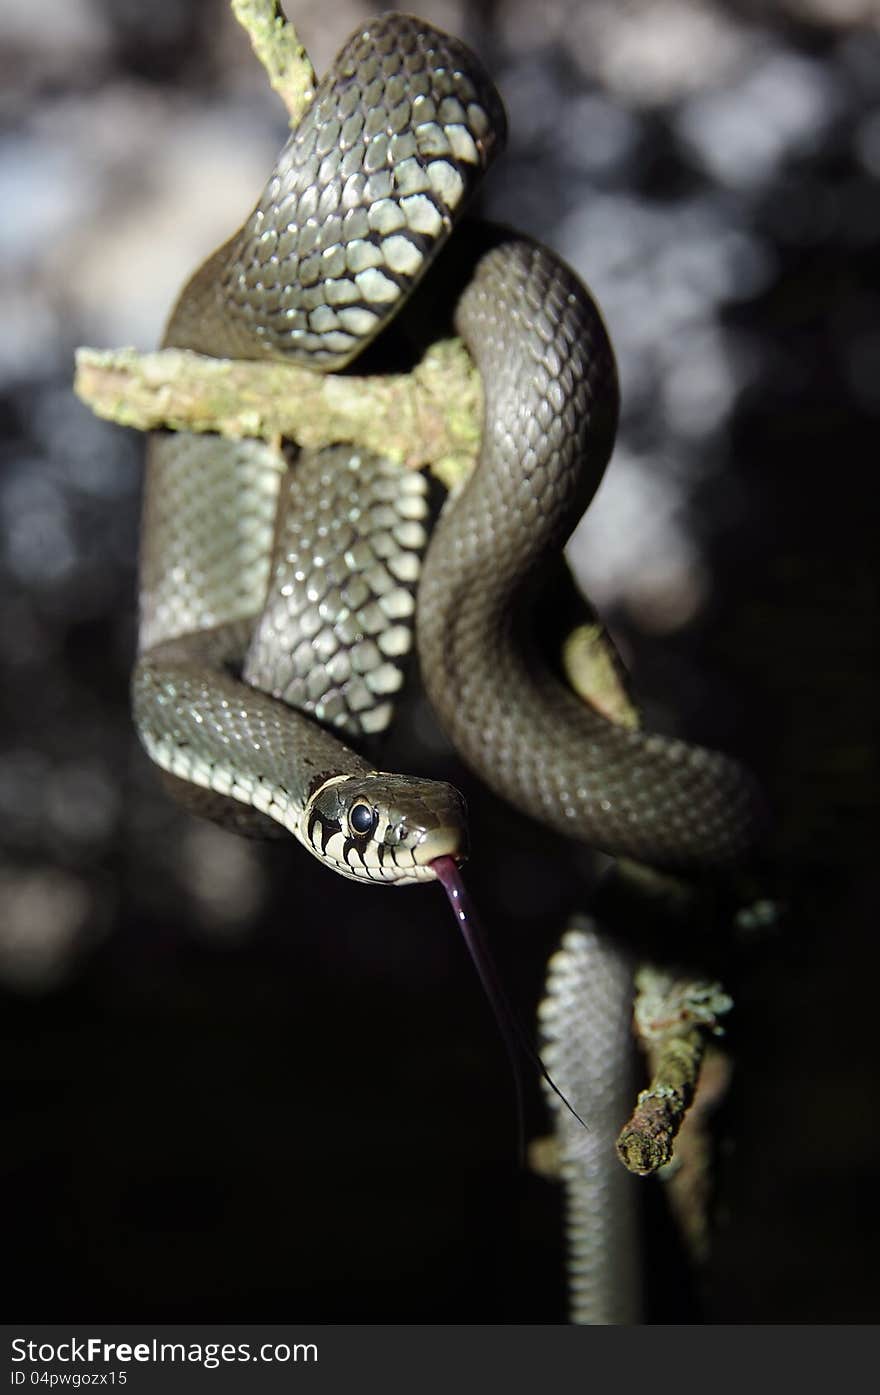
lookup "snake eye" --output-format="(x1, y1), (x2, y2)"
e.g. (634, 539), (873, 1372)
(348, 802), (377, 837)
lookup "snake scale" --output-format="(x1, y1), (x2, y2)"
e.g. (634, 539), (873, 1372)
(133, 11), (762, 887)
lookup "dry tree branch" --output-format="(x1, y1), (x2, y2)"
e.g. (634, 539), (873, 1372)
(73, 341), (481, 490)
(616, 968), (732, 1178)
(231, 0), (315, 125)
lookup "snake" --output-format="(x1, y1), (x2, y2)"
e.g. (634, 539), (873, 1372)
(538, 924), (640, 1324)
(132, 11), (763, 892)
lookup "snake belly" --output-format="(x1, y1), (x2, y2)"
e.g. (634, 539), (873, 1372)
(133, 11), (762, 881)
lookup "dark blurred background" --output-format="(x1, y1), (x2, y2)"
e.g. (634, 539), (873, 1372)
(1, 0), (877, 1322)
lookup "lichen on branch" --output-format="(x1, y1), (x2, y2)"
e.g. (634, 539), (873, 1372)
(615, 968), (732, 1177)
(231, 0), (316, 125)
(73, 340), (482, 489)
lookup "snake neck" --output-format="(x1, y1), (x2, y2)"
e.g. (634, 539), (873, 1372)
(417, 235), (618, 736)
(416, 240), (761, 870)
(417, 234), (619, 692)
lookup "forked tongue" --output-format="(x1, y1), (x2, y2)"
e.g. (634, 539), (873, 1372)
(430, 855), (588, 1150)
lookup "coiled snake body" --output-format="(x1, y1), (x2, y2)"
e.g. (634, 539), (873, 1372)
(133, 13), (761, 884)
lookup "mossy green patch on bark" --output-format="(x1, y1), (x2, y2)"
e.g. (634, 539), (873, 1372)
(73, 342), (482, 480)
(231, 0), (315, 126)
